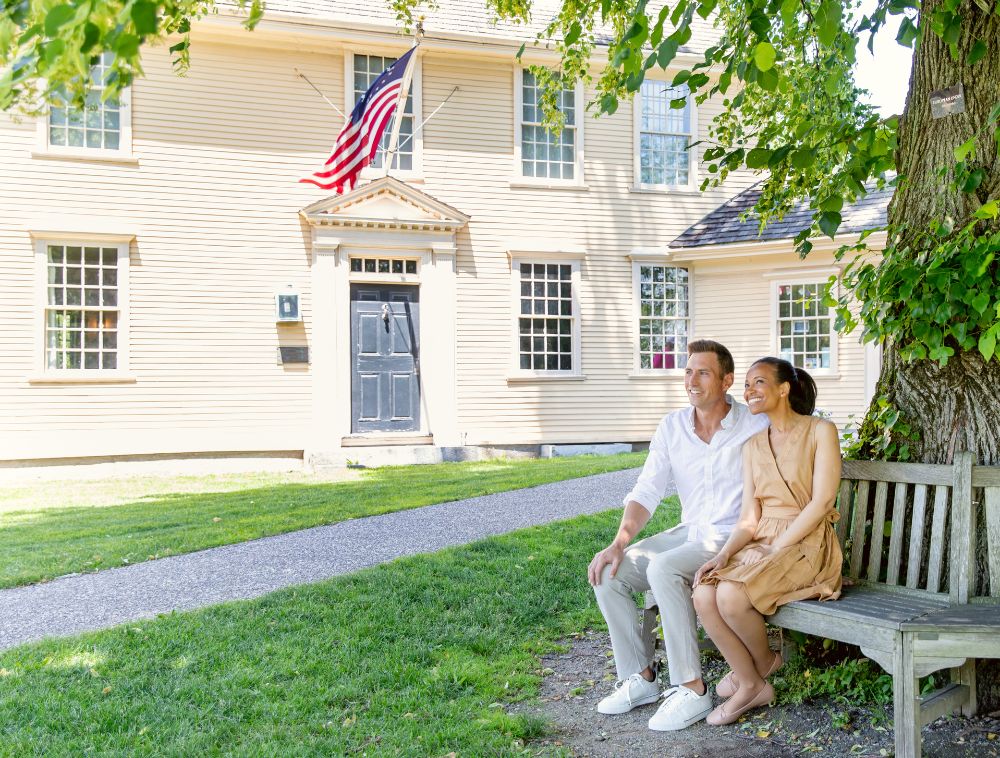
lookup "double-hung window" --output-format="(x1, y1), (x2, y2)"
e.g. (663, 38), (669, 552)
(635, 80), (693, 189)
(516, 70), (583, 183)
(776, 281), (834, 370)
(349, 52), (420, 174)
(636, 263), (690, 370)
(513, 260), (581, 375)
(38, 239), (129, 374)
(42, 52), (132, 158)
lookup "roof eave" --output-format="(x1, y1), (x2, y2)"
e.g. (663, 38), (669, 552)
(668, 230), (887, 261)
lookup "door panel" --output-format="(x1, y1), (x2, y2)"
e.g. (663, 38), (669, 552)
(350, 284), (420, 433)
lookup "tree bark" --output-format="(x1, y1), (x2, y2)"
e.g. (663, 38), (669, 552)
(875, 0), (1000, 709)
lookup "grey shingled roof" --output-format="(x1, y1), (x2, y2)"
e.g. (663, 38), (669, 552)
(221, 0), (720, 52)
(670, 182), (892, 248)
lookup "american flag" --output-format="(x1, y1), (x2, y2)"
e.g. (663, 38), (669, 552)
(300, 47), (416, 193)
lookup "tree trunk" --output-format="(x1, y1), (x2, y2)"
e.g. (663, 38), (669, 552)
(873, 0), (1000, 709)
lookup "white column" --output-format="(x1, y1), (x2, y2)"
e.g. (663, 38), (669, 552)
(421, 240), (460, 445)
(305, 237), (343, 468)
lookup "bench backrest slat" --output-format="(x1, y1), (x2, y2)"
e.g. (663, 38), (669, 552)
(867, 481), (890, 582)
(886, 482), (909, 585)
(985, 487), (1000, 598)
(849, 479), (871, 577)
(836, 479), (852, 545)
(926, 485), (950, 593)
(905, 484), (929, 589)
(949, 452), (974, 604)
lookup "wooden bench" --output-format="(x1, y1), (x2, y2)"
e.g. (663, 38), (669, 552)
(642, 453), (1000, 758)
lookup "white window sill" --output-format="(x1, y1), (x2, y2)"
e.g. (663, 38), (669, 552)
(507, 373), (586, 383)
(809, 371), (841, 380)
(629, 184), (698, 195)
(28, 372), (137, 385)
(31, 150), (139, 166)
(629, 370), (685, 379)
(509, 179), (589, 191)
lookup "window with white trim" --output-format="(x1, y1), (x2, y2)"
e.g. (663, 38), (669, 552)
(776, 281), (833, 370)
(44, 243), (122, 370)
(637, 80), (692, 187)
(353, 53), (414, 171)
(519, 71), (577, 181)
(517, 262), (577, 372)
(637, 264), (690, 370)
(46, 52), (130, 154)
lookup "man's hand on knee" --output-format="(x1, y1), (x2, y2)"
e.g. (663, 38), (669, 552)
(588, 543), (625, 586)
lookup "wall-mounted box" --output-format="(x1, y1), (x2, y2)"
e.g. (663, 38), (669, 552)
(276, 292), (301, 322)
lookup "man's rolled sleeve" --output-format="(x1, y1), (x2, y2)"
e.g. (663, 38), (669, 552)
(622, 420), (676, 515)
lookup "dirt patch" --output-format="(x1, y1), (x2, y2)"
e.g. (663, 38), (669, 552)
(516, 630), (1000, 757)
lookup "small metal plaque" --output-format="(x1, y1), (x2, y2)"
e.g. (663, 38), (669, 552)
(930, 84), (966, 119)
(278, 346), (309, 364)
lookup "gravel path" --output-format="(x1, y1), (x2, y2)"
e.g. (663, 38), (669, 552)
(0, 468), (637, 652)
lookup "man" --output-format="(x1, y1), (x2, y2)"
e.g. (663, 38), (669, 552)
(588, 340), (768, 731)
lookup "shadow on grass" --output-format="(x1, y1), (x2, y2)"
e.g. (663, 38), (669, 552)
(0, 454), (646, 589)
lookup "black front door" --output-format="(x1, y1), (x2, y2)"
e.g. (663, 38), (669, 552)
(350, 284), (420, 433)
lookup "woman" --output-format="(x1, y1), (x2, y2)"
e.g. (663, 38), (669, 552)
(692, 357), (843, 726)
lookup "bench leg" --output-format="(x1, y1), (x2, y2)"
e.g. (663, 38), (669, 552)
(951, 659), (977, 717)
(894, 633), (922, 758)
(640, 600), (659, 658)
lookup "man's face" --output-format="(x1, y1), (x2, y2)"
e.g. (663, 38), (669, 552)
(684, 351), (734, 410)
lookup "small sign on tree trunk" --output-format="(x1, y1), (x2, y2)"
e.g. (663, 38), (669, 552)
(930, 84), (966, 119)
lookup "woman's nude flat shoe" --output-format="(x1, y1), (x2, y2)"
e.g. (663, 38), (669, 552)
(706, 682), (775, 726)
(715, 650), (782, 699)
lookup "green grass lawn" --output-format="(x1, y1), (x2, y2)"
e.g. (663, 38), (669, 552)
(0, 503), (680, 757)
(0, 454), (644, 589)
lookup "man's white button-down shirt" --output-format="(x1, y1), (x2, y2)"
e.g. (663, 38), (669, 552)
(623, 395), (770, 543)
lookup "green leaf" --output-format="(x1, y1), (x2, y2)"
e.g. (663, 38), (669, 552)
(975, 200), (999, 219)
(657, 38), (679, 68)
(44, 5), (76, 38)
(516, 43), (526, 59)
(564, 22), (581, 46)
(979, 326), (998, 361)
(132, 1), (159, 36)
(820, 195), (844, 212)
(81, 22), (100, 54)
(758, 67), (779, 92)
(746, 148), (771, 168)
(114, 33), (141, 60)
(818, 211), (842, 238)
(753, 42), (777, 71)
(963, 168), (985, 193)
(780, 0), (799, 27)
(896, 16), (918, 48)
(791, 149), (815, 170)
(697, 0), (717, 20)
(972, 291), (991, 314)
(815, 0), (843, 47)
(954, 138), (976, 163)
(969, 39), (988, 65)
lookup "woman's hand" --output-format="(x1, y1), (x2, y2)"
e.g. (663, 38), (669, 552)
(693, 553), (729, 587)
(739, 543), (775, 566)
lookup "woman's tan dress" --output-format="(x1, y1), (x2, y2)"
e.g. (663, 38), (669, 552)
(702, 415), (843, 615)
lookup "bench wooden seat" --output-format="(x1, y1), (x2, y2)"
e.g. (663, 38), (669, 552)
(641, 452), (1000, 758)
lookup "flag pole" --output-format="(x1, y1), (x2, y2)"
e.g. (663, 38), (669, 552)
(383, 22), (423, 177)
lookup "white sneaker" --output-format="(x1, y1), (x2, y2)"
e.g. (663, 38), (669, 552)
(647, 685), (712, 731)
(597, 672), (660, 714)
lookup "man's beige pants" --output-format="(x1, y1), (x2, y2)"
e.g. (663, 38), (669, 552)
(593, 524), (724, 687)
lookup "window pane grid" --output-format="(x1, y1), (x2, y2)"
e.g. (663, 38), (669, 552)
(518, 262), (574, 371)
(521, 71), (576, 180)
(777, 282), (832, 370)
(49, 52), (121, 151)
(354, 54), (413, 171)
(638, 265), (690, 369)
(639, 80), (690, 186)
(45, 244), (119, 370)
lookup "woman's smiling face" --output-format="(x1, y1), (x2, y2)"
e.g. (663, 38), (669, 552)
(744, 362), (787, 414)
